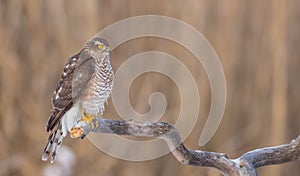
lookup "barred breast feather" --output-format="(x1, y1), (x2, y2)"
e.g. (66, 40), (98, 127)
(80, 55), (114, 116)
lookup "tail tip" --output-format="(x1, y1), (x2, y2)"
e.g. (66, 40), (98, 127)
(50, 152), (57, 164)
(42, 153), (56, 164)
(42, 149), (51, 162)
(41, 154), (49, 161)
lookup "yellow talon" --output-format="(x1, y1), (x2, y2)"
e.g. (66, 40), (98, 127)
(79, 107), (98, 129)
(81, 113), (95, 129)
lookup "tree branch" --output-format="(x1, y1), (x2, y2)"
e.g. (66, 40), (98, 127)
(72, 119), (300, 176)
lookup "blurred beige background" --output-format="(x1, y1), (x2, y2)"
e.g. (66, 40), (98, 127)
(0, 0), (299, 175)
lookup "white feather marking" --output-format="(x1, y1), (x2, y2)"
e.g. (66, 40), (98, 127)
(57, 86), (62, 93)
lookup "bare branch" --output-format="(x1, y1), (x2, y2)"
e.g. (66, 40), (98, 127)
(73, 119), (300, 176)
(239, 135), (300, 168)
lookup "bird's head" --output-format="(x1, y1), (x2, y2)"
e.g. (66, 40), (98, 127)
(86, 37), (111, 61)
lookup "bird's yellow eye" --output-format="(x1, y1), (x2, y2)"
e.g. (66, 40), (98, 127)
(98, 44), (103, 49)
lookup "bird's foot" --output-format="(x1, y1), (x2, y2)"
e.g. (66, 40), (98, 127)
(80, 113), (98, 129)
(70, 127), (84, 138)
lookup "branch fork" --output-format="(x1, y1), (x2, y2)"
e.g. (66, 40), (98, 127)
(71, 118), (300, 176)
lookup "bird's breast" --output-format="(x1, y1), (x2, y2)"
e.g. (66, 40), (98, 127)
(80, 61), (114, 116)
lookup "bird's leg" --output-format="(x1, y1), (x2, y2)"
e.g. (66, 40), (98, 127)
(70, 107), (96, 138)
(79, 108), (96, 129)
(70, 107), (101, 138)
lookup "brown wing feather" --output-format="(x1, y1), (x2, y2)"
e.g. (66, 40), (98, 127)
(72, 57), (96, 100)
(46, 53), (80, 131)
(46, 52), (96, 132)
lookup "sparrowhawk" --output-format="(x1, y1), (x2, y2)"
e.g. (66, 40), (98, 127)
(42, 37), (114, 163)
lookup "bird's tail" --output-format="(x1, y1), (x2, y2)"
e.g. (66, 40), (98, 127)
(42, 122), (64, 163)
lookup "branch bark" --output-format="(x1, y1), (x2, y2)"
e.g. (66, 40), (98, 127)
(73, 119), (300, 176)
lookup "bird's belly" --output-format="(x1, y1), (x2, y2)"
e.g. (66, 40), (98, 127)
(80, 73), (112, 116)
(81, 95), (106, 116)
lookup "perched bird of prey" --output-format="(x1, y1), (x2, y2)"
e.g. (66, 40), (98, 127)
(42, 37), (114, 163)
